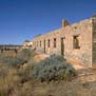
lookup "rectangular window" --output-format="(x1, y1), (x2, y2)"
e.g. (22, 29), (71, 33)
(48, 39), (50, 47)
(44, 40), (46, 53)
(40, 41), (41, 47)
(73, 36), (80, 49)
(54, 38), (56, 48)
(37, 41), (38, 47)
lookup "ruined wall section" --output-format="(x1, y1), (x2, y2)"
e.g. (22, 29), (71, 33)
(32, 18), (93, 68)
(92, 17), (96, 66)
(32, 29), (62, 55)
(63, 19), (93, 67)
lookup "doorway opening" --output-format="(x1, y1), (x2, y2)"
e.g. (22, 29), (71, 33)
(44, 40), (46, 53)
(61, 37), (64, 56)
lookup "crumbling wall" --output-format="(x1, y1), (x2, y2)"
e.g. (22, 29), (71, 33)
(32, 18), (93, 68)
(63, 19), (93, 67)
(92, 17), (96, 67)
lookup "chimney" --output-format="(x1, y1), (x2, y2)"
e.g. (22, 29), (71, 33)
(62, 19), (70, 28)
(92, 14), (96, 19)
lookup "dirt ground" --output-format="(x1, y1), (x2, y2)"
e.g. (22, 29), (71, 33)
(22, 73), (96, 96)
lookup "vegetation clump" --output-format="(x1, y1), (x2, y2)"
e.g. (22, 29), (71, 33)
(16, 48), (32, 63)
(0, 49), (36, 96)
(32, 55), (77, 82)
(0, 48), (35, 68)
(0, 49), (78, 96)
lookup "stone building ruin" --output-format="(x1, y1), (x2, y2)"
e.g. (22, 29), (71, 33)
(31, 16), (96, 68)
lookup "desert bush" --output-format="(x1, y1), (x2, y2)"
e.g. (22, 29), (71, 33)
(17, 60), (37, 84)
(16, 48), (34, 63)
(32, 55), (77, 82)
(0, 49), (36, 68)
(0, 56), (25, 68)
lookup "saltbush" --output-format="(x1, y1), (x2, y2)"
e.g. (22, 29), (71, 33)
(0, 49), (36, 68)
(0, 56), (24, 68)
(16, 49), (32, 62)
(16, 49), (36, 64)
(32, 55), (77, 82)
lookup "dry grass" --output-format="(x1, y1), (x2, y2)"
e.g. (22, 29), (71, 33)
(0, 50), (96, 96)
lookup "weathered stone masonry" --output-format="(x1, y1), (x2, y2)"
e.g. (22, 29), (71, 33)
(32, 17), (96, 68)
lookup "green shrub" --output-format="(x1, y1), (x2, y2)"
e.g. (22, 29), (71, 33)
(0, 56), (25, 68)
(32, 55), (77, 82)
(17, 49), (31, 61)
(16, 49), (36, 63)
(0, 49), (36, 68)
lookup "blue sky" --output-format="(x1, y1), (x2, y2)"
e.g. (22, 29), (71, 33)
(0, 0), (96, 44)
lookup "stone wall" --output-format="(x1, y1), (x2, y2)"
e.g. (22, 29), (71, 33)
(92, 17), (96, 67)
(22, 41), (33, 49)
(32, 18), (93, 68)
(63, 19), (92, 68)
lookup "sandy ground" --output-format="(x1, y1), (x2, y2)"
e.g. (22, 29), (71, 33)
(33, 52), (86, 70)
(33, 53), (50, 63)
